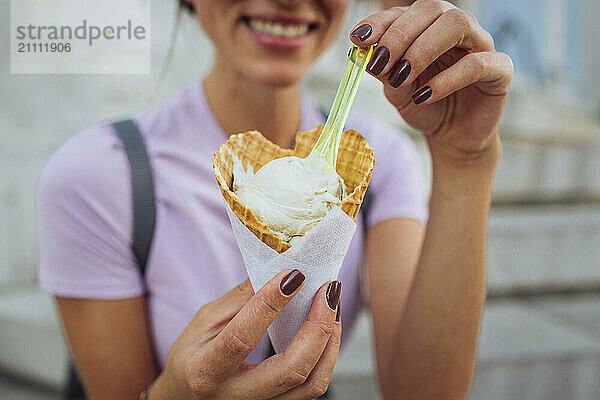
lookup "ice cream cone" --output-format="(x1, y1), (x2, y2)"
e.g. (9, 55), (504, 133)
(213, 126), (375, 253)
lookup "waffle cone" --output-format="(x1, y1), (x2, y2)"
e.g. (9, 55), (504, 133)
(213, 126), (375, 253)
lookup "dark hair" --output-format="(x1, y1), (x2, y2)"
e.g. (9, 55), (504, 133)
(180, 0), (194, 13)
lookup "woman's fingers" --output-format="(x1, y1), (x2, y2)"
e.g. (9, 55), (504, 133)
(272, 304), (342, 400)
(351, 0), (497, 98)
(185, 278), (254, 340)
(350, 7), (406, 45)
(353, 0), (455, 77)
(232, 281), (341, 399)
(204, 270), (306, 380)
(411, 51), (513, 106)
(393, 8), (495, 89)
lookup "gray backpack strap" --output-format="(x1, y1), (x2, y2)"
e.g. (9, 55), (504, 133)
(65, 120), (156, 400)
(361, 189), (372, 228)
(112, 120), (156, 277)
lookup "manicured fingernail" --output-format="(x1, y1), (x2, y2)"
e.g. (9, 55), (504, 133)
(350, 24), (372, 41)
(280, 270), (305, 296)
(366, 46), (390, 75)
(336, 303), (341, 322)
(387, 59), (411, 88)
(412, 86), (432, 104)
(326, 281), (342, 311)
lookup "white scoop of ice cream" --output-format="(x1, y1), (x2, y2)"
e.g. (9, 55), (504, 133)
(233, 153), (346, 243)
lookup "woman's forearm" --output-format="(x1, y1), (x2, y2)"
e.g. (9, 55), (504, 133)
(381, 135), (500, 400)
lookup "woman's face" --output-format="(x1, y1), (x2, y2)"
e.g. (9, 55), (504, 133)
(191, 0), (350, 87)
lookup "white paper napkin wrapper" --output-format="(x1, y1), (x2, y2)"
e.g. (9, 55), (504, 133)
(225, 204), (357, 353)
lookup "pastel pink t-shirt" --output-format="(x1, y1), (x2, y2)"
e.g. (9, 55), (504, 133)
(38, 83), (427, 366)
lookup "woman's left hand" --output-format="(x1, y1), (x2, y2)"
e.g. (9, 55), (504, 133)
(350, 0), (513, 159)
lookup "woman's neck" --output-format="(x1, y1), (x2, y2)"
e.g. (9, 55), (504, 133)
(203, 56), (302, 149)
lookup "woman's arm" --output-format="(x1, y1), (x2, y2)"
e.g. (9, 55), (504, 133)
(355, 1), (512, 397)
(368, 140), (499, 400)
(366, 218), (423, 385)
(56, 296), (158, 400)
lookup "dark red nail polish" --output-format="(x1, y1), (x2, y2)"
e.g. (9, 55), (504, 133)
(350, 24), (372, 41)
(366, 46), (390, 76)
(280, 270), (305, 296)
(412, 86), (432, 104)
(387, 60), (411, 88)
(326, 281), (341, 311)
(335, 303), (341, 322)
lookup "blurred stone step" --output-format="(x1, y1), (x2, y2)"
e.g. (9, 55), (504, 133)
(471, 296), (600, 400)
(538, 293), (600, 333)
(493, 91), (600, 203)
(335, 295), (600, 400)
(493, 139), (600, 203)
(477, 297), (600, 364)
(487, 204), (600, 293)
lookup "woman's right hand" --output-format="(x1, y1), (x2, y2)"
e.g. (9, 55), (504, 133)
(149, 270), (342, 400)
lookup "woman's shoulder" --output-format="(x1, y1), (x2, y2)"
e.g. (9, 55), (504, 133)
(39, 122), (130, 215)
(346, 113), (417, 156)
(40, 82), (206, 197)
(38, 122), (143, 298)
(42, 122), (125, 180)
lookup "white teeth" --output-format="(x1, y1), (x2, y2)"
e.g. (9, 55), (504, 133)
(248, 17), (310, 39)
(250, 19), (264, 31)
(284, 25), (297, 38)
(272, 23), (284, 36)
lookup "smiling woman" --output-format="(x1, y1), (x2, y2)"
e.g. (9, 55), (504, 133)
(38, 0), (512, 399)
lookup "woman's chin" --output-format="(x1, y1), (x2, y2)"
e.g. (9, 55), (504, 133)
(259, 75), (303, 89)
(248, 65), (308, 89)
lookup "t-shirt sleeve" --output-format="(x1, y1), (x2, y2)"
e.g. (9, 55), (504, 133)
(38, 124), (145, 299)
(360, 118), (428, 227)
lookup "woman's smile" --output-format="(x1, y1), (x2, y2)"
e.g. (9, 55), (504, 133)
(195, 0), (347, 87)
(241, 14), (319, 51)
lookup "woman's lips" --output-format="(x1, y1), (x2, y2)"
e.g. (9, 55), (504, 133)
(242, 15), (318, 51)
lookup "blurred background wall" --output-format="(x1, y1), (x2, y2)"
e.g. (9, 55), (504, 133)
(1, 0), (600, 399)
